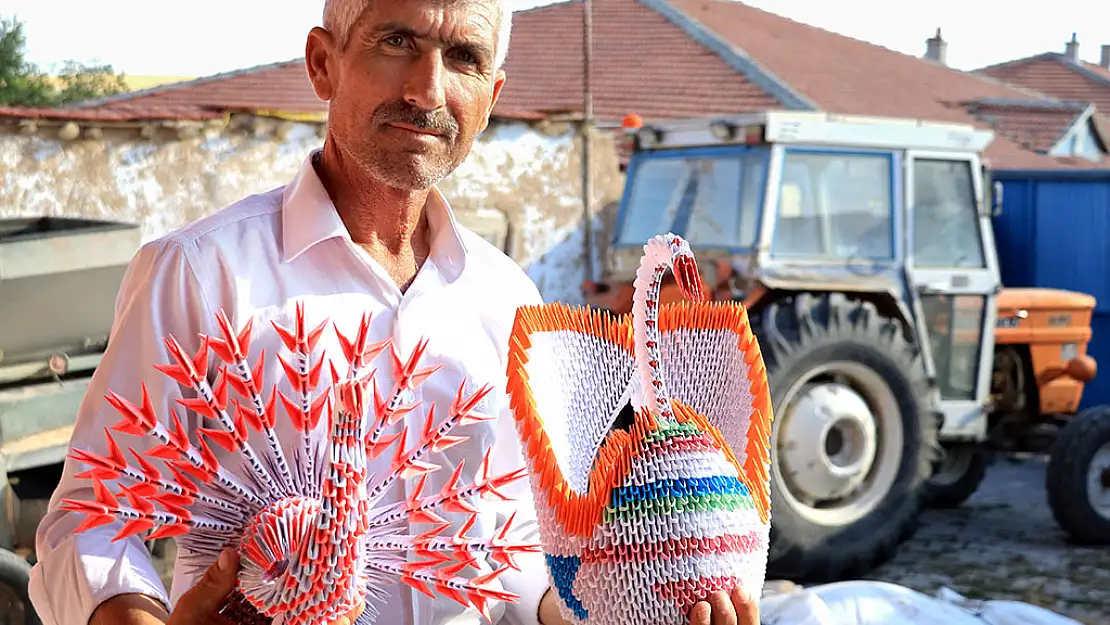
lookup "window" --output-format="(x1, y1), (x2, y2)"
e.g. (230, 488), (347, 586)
(617, 149), (768, 249)
(1049, 119), (1106, 162)
(771, 151), (893, 260)
(912, 159), (986, 269)
(919, 294), (986, 401)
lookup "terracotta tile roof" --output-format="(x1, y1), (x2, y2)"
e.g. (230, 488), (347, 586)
(504, 0), (1110, 168)
(2, 0), (1107, 170)
(74, 59), (326, 115)
(0, 54), (547, 123)
(977, 53), (1110, 114)
(659, 0), (1106, 169)
(963, 99), (1088, 153)
(645, 0), (1110, 168)
(21, 0), (782, 123)
(496, 2), (586, 117)
(500, 0), (783, 121)
(0, 104), (224, 122)
(666, 0), (1036, 118)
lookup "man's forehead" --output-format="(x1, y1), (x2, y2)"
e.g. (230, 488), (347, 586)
(360, 0), (500, 40)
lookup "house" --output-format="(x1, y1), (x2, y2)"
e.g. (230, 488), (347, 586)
(970, 35), (1110, 408)
(5, 0), (1110, 304)
(975, 34), (1110, 162)
(976, 34), (1110, 115)
(0, 62), (624, 304)
(499, 0), (1110, 169)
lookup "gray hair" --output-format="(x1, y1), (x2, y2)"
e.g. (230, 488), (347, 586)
(322, 0), (513, 70)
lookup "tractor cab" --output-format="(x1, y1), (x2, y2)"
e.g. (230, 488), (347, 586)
(590, 111), (1002, 442)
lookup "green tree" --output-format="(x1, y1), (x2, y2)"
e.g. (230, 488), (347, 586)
(0, 14), (127, 107)
(0, 15), (52, 106)
(53, 59), (127, 104)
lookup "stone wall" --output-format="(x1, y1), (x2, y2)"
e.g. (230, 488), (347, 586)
(0, 114), (625, 304)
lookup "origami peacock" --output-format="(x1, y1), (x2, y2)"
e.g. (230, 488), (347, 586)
(505, 233), (774, 625)
(59, 304), (541, 625)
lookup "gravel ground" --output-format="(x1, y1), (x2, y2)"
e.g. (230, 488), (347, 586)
(859, 453), (1110, 624)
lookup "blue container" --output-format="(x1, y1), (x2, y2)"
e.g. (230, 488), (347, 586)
(1083, 313), (1110, 409)
(991, 170), (1110, 410)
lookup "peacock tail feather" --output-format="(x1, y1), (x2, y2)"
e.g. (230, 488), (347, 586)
(61, 303), (541, 625)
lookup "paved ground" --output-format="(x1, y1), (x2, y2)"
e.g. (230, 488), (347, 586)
(859, 453), (1110, 624)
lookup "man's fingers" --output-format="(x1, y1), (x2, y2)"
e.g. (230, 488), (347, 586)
(708, 590), (737, 625)
(730, 586), (760, 625)
(177, 548), (240, 617)
(689, 600), (712, 625)
(328, 599), (365, 625)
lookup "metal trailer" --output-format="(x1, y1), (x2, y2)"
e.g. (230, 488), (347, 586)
(0, 217), (141, 625)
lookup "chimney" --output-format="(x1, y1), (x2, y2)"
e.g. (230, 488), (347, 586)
(925, 28), (947, 65)
(1101, 44), (1110, 69)
(1065, 33), (1080, 62)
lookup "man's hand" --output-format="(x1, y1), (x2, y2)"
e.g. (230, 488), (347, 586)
(166, 549), (365, 625)
(88, 548), (247, 625)
(689, 587), (760, 625)
(538, 587), (568, 625)
(163, 548), (241, 624)
(90, 548), (364, 625)
(538, 585), (759, 625)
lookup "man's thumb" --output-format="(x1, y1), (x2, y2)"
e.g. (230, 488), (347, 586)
(187, 548), (240, 611)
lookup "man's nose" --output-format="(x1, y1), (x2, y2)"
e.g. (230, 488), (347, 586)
(405, 52), (447, 111)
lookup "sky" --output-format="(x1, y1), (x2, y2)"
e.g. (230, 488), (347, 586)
(4, 0), (1109, 78)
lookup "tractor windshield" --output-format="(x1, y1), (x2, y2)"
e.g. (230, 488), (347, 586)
(615, 147), (770, 250)
(771, 149), (895, 261)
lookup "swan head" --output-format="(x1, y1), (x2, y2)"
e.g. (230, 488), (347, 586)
(665, 234), (706, 302)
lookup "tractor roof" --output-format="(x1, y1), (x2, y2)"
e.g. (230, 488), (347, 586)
(628, 111), (996, 154)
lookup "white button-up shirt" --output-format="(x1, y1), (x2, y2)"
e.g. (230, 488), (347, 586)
(28, 150), (550, 625)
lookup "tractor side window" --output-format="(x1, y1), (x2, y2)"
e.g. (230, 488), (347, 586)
(616, 151), (767, 249)
(912, 159), (986, 268)
(619, 158), (688, 245)
(772, 151), (893, 260)
(684, 159), (743, 247)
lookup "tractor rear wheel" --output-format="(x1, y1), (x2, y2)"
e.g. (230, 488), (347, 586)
(1046, 405), (1110, 544)
(752, 293), (938, 582)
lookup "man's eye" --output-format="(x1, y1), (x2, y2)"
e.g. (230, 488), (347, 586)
(384, 35), (405, 47)
(451, 50), (478, 65)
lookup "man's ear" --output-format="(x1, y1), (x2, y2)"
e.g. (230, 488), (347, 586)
(479, 69), (507, 134)
(305, 26), (338, 101)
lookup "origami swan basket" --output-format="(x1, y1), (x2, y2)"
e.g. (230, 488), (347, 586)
(505, 233), (774, 625)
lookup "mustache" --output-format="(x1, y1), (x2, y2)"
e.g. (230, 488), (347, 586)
(374, 101), (459, 138)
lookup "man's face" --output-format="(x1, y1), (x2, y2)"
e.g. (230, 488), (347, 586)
(308, 0), (506, 190)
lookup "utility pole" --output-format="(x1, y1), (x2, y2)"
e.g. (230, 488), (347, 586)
(581, 0), (596, 286)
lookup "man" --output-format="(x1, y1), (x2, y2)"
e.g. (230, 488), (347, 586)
(27, 1), (760, 624)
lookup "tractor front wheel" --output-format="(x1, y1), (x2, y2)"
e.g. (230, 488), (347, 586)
(925, 444), (991, 508)
(0, 548), (39, 625)
(752, 293), (938, 583)
(1046, 405), (1110, 544)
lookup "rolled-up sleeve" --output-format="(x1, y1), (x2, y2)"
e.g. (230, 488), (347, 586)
(28, 238), (212, 625)
(488, 281), (550, 625)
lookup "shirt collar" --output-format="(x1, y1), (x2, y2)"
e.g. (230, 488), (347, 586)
(281, 149), (469, 281)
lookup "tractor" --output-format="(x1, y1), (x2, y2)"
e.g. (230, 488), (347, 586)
(582, 111), (1110, 583)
